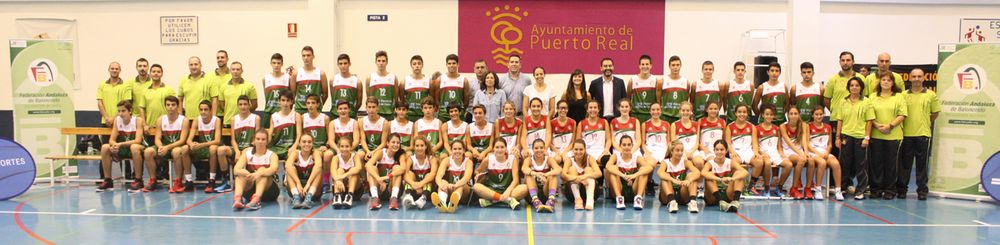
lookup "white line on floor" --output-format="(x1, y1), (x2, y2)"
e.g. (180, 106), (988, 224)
(0, 210), (998, 228)
(79, 209), (96, 214)
(972, 220), (990, 226)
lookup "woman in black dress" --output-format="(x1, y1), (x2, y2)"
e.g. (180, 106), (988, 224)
(562, 69), (590, 122)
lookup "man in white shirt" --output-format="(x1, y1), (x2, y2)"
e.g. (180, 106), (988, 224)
(499, 55), (531, 116)
(588, 58), (627, 121)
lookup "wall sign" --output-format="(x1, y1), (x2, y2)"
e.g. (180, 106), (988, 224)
(160, 16), (199, 44)
(960, 18), (1000, 43)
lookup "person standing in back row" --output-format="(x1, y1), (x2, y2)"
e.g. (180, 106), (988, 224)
(208, 50), (232, 118)
(661, 56), (690, 123)
(330, 53), (361, 118)
(589, 57), (627, 121)
(291, 46), (328, 114)
(628, 55), (660, 123)
(438, 54), (471, 122)
(499, 54), (531, 116)
(897, 68), (939, 201)
(367, 51), (399, 120)
(753, 62), (788, 124)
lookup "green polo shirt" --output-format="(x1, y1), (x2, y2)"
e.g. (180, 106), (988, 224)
(902, 89), (941, 137)
(864, 72), (905, 96)
(823, 72), (865, 115)
(128, 76), (151, 108)
(178, 73), (218, 119)
(219, 79), (258, 126)
(832, 98), (875, 139)
(140, 83), (176, 126)
(206, 70), (232, 117)
(869, 93), (908, 140)
(97, 79), (132, 124)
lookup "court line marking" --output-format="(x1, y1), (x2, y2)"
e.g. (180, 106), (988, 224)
(171, 193), (225, 215)
(836, 200), (894, 224)
(295, 230), (773, 239)
(12, 187), (75, 245)
(735, 213), (778, 238)
(879, 204), (931, 222)
(2, 210), (998, 227)
(972, 220), (990, 226)
(525, 208), (535, 245)
(80, 209), (96, 214)
(286, 200), (333, 233)
(346, 232), (354, 245)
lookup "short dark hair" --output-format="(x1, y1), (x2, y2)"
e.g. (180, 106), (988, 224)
(375, 50), (388, 59)
(150, 64), (163, 71)
(136, 58), (148, 64)
(839, 51), (854, 60)
(117, 100), (132, 111)
(768, 62), (781, 71)
(164, 95), (179, 105)
(875, 73), (902, 95)
(668, 55), (681, 64)
(509, 54), (521, 60)
(337, 53), (351, 63)
(446, 54), (459, 63)
(217, 50), (228, 56)
(702, 60), (714, 67)
(639, 55), (652, 63)
(198, 100), (211, 109)
(302, 46), (314, 54)
(601, 57), (613, 65)
(410, 55), (423, 63)
(278, 90), (293, 100)
(733, 61), (746, 70)
(800, 62), (814, 70)
(271, 53), (283, 61)
(237, 95), (251, 103)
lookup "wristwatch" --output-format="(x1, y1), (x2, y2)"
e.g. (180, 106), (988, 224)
(864, 136), (871, 140)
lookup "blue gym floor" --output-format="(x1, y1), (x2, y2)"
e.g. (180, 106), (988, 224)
(2, 184), (999, 245)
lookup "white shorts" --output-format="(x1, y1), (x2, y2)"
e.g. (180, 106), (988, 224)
(783, 145), (802, 158)
(807, 148), (828, 158)
(733, 148), (754, 165)
(645, 147), (667, 162)
(763, 150), (783, 167)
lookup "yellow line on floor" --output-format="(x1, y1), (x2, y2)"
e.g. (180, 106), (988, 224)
(525, 207), (535, 245)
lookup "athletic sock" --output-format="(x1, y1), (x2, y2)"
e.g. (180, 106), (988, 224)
(391, 187), (400, 198)
(714, 191), (725, 202)
(570, 184), (581, 199)
(666, 193), (675, 202)
(209, 173), (216, 180)
(308, 186), (317, 196)
(548, 189), (557, 197)
(529, 188), (538, 199)
(290, 187), (300, 196)
(734, 191), (743, 201)
(370, 186), (379, 199)
(184, 174), (193, 182)
(438, 190), (449, 205)
(492, 192), (502, 202)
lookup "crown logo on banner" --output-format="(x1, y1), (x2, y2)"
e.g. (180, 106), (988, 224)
(486, 5), (527, 67)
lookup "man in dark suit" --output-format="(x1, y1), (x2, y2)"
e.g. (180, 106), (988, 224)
(588, 57), (627, 121)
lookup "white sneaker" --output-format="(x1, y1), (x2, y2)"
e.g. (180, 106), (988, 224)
(813, 187), (825, 200)
(688, 201), (699, 213)
(415, 195), (427, 209)
(615, 196), (626, 210)
(668, 200), (679, 213)
(697, 188), (705, 199)
(402, 195), (415, 207)
(633, 196), (643, 210)
(835, 191), (845, 201)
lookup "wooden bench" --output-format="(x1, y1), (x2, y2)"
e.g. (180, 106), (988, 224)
(45, 127), (233, 186)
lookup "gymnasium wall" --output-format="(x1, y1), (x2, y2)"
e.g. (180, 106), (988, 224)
(0, 0), (998, 136)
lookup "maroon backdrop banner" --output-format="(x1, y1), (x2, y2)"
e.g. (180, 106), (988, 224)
(458, 0), (665, 74)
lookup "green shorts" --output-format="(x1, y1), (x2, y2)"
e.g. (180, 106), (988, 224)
(191, 147), (210, 160)
(269, 146), (289, 160)
(146, 146), (174, 160)
(116, 146), (133, 159)
(632, 112), (651, 123)
(661, 115), (680, 123)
